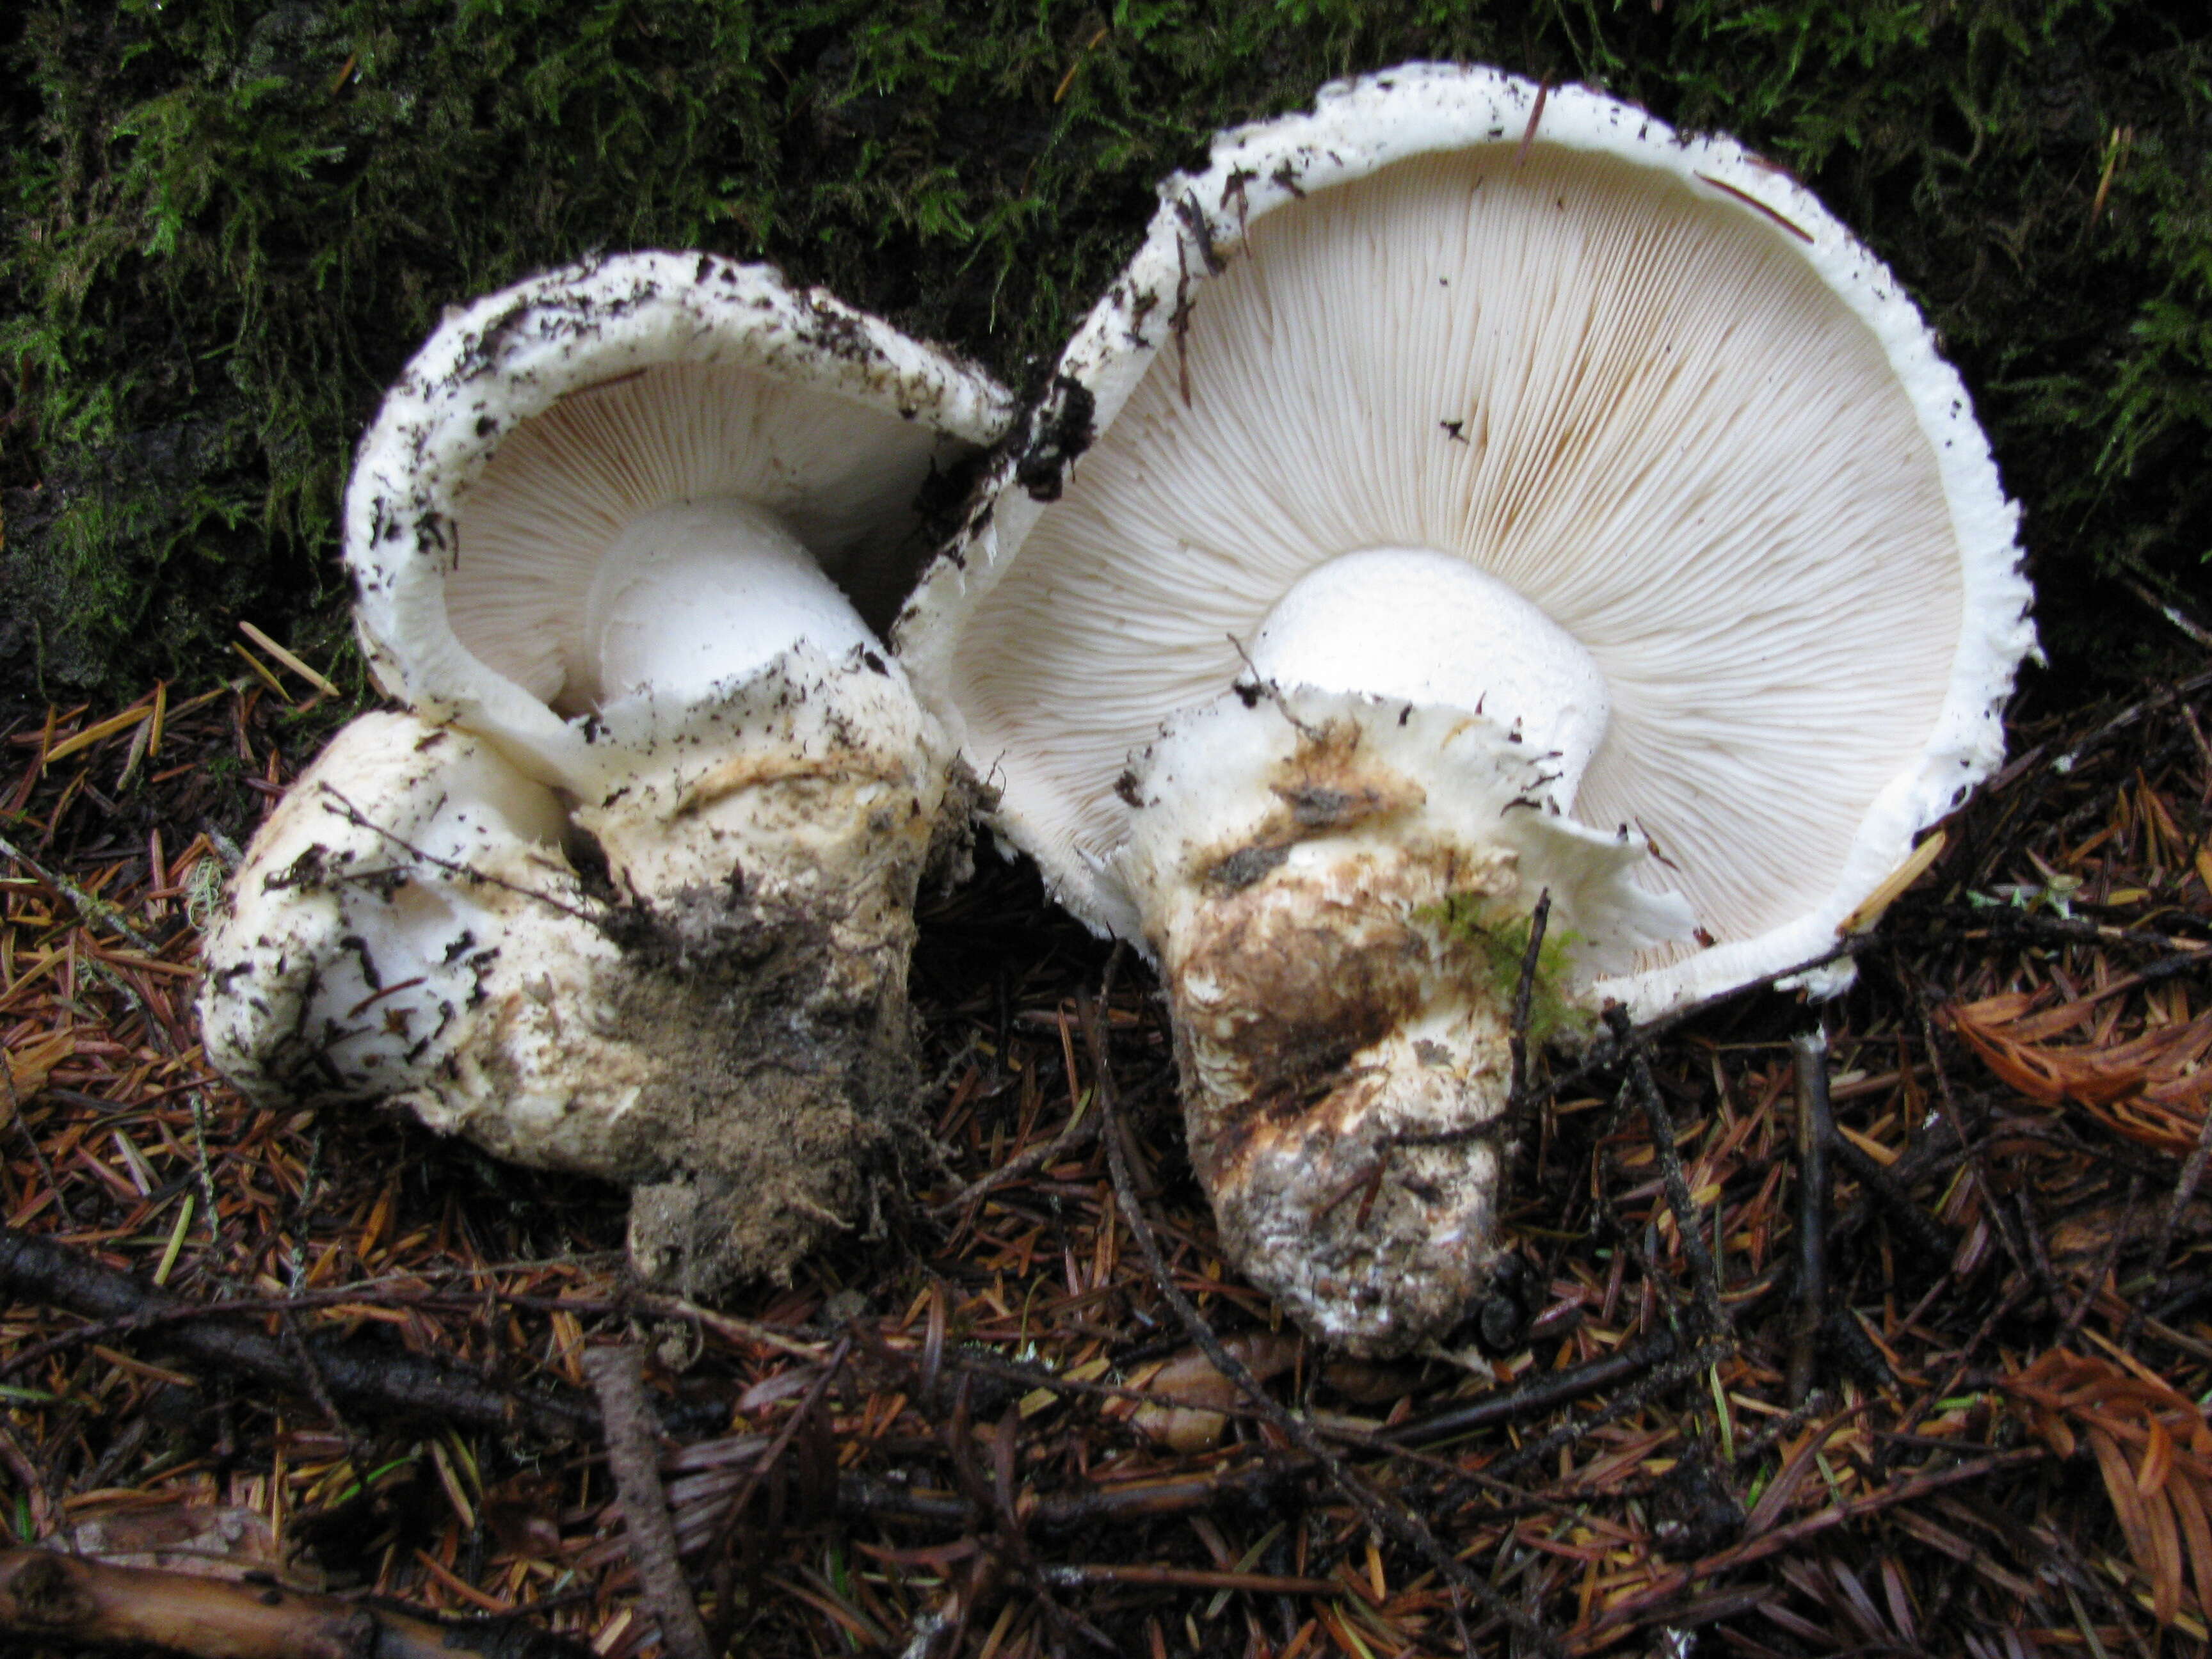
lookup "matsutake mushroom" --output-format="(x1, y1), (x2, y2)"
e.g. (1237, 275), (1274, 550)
(205, 252), (1013, 1290)
(899, 65), (2034, 1353)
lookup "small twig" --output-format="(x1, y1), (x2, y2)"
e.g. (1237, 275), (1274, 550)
(276, 1312), (360, 1452)
(1038, 1563), (1340, 1596)
(2057, 1173), (2143, 1347)
(1580, 1448), (2048, 1639)
(317, 787), (604, 927)
(2040, 665), (2212, 776)
(0, 1226), (592, 1437)
(1829, 1135), (1958, 1264)
(1484, 1334), (1727, 1480)
(2123, 575), (2212, 650)
(711, 1335), (851, 1551)
(1392, 1329), (1678, 1445)
(1508, 890), (1551, 1112)
(0, 1546), (593, 1658)
(1787, 1025), (1832, 1405)
(3, 1081), (79, 1230)
(1912, 984), (2037, 1285)
(1942, 904), (2210, 958)
(1081, 990), (1555, 1659)
(1394, 934), (1879, 1150)
(0, 1421), (52, 1539)
(582, 1345), (713, 1659)
(186, 1089), (225, 1253)
(1871, 1281), (2027, 1473)
(931, 1109), (1100, 1216)
(1604, 1006), (1729, 1341)
(0, 828), (162, 954)
(1224, 634), (1325, 743)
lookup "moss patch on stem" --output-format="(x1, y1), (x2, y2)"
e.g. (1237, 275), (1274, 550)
(1418, 890), (1591, 1052)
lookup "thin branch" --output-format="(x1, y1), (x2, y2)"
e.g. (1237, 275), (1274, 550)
(1605, 1006), (1729, 1342)
(1508, 888), (1551, 1112)
(0, 828), (162, 954)
(316, 786), (605, 927)
(582, 1345), (714, 1659)
(0, 1226), (592, 1438)
(1787, 1025), (1832, 1405)
(0, 1547), (593, 1658)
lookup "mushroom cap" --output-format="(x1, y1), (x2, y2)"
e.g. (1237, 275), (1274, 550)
(346, 250), (1013, 793)
(899, 61), (2033, 1016)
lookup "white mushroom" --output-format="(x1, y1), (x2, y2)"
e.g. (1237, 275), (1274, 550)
(346, 250), (1010, 910)
(319, 251), (1013, 1286)
(198, 712), (911, 1280)
(198, 712), (638, 1171)
(899, 65), (2034, 1353)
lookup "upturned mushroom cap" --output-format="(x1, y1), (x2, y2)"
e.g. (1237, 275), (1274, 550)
(900, 63), (2033, 1350)
(347, 251), (1008, 779)
(901, 63), (2032, 1014)
(343, 249), (1013, 901)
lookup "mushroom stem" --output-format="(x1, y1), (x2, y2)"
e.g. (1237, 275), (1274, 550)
(582, 499), (874, 711)
(1248, 548), (1612, 807)
(1117, 685), (1688, 1355)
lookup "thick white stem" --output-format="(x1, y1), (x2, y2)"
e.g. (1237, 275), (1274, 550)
(1118, 684), (1689, 1354)
(1248, 548), (1610, 808)
(582, 499), (874, 710)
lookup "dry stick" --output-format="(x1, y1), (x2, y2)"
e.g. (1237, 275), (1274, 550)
(1507, 890), (1553, 1110)
(2, 1075), (78, 1230)
(2041, 664), (2212, 776)
(0, 1226), (592, 1438)
(1786, 1025), (1833, 1406)
(0, 827), (163, 955)
(5, 1278), (599, 1381)
(1079, 995), (1556, 1659)
(1828, 1135), (1958, 1265)
(1483, 1334), (1727, 1483)
(0, 1546), (594, 1659)
(838, 1461), (1319, 1534)
(1950, 904), (2212, 961)
(317, 787), (605, 927)
(1395, 933), (1882, 1151)
(0, 1422), (52, 1539)
(1391, 1329), (1679, 1447)
(582, 1345), (714, 1659)
(2056, 1173), (2144, 1349)
(1868, 1280), (2028, 1477)
(1911, 988), (2039, 1286)
(708, 1334), (852, 1556)
(1039, 1564), (1342, 1596)
(1603, 1006), (1729, 1342)
(933, 1109), (1100, 1216)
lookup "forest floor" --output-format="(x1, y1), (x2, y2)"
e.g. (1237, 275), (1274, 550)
(4, 9), (2212, 1653)
(3, 623), (2211, 1657)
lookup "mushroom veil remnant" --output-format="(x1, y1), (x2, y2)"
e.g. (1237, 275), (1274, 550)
(206, 252), (1013, 1291)
(899, 64), (2035, 1354)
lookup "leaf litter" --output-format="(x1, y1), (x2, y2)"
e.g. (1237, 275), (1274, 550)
(1, 655), (2209, 1657)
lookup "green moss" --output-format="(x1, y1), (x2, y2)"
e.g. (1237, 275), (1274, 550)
(2, 0), (2206, 700)
(1416, 891), (1592, 1051)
